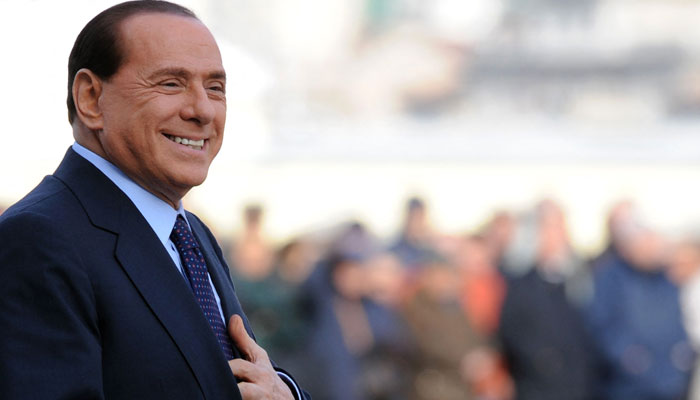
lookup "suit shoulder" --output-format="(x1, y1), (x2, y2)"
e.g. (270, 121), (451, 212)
(1, 175), (75, 222)
(0, 205), (76, 258)
(0, 176), (85, 264)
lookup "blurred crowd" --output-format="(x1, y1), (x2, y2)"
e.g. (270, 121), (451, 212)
(216, 197), (700, 400)
(2, 195), (695, 400)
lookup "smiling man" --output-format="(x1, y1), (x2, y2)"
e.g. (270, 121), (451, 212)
(0, 1), (309, 399)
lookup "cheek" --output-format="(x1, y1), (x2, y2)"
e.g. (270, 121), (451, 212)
(215, 116), (226, 139)
(210, 122), (226, 153)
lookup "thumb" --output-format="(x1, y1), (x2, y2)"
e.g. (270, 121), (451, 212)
(228, 314), (255, 361)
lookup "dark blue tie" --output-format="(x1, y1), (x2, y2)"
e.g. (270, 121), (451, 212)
(170, 215), (236, 360)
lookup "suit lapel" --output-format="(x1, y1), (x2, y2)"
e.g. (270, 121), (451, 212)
(53, 149), (240, 399)
(114, 218), (240, 396)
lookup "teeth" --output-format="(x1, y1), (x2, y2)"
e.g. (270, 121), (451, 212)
(166, 134), (205, 150)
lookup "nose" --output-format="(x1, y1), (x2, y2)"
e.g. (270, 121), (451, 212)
(180, 84), (216, 125)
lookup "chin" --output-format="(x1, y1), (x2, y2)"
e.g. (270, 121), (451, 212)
(181, 173), (209, 189)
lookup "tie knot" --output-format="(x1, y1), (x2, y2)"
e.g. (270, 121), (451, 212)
(170, 215), (198, 251)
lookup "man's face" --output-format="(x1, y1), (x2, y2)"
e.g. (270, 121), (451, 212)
(96, 13), (226, 207)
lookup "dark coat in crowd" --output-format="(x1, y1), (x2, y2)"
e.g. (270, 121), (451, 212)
(498, 268), (598, 400)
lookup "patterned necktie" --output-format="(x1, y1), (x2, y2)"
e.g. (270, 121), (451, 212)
(170, 215), (236, 360)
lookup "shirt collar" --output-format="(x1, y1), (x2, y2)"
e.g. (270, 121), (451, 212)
(71, 142), (186, 247)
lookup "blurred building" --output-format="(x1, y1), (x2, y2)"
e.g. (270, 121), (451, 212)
(3, 0), (700, 249)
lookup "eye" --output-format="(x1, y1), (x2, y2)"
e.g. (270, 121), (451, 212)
(159, 80), (182, 89)
(208, 83), (225, 93)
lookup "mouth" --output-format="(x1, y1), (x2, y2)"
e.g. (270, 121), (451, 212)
(164, 133), (205, 151)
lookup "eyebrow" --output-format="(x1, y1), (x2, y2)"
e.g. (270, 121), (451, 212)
(148, 67), (227, 81)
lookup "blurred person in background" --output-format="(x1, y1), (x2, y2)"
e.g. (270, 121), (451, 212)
(226, 205), (314, 377)
(458, 234), (507, 337)
(456, 234), (512, 400)
(497, 199), (597, 400)
(390, 196), (441, 272)
(585, 207), (693, 400)
(361, 250), (416, 400)
(499, 209), (540, 278)
(481, 211), (517, 273)
(275, 239), (318, 292)
(225, 204), (278, 349)
(227, 204), (274, 278)
(592, 200), (636, 271)
(302, 223), (413, 400)
(402, 254), (492, 400)
(668, 238), (700, 399)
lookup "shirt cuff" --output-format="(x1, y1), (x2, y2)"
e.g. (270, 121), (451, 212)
(277, 371), (302, 400)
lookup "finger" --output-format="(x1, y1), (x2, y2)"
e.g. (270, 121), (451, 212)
(228, 358), (262, 382)
(228, 314), (253, 360)
(228, 314), (267, 363)
(237, 381), (262, 399)
(237, 377), (292, 400)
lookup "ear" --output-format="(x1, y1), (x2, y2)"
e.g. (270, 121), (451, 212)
(72, 68), (104, 130)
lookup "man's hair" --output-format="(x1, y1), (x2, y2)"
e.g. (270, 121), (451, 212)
(67, 0), (199, 124)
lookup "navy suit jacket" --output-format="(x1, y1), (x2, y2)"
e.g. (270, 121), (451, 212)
(0, 149), (308, 399)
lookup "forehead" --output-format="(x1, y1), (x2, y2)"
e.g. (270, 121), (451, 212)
(117, 12), (223, 73)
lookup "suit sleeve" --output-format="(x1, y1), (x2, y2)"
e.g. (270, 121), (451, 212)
(276, 368), (312, 400)
(0, 212), (104, 399)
